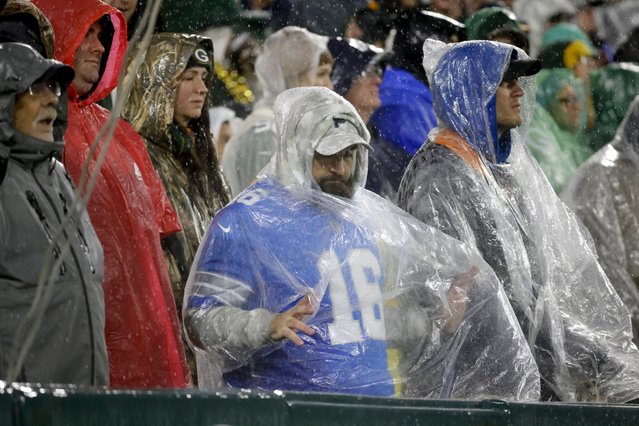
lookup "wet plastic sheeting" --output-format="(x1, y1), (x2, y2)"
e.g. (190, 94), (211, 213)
(561, 96), (639, 342)
(221, 27), (330, 195)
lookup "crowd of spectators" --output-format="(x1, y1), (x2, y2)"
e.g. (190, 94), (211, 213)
(1, 0), (639, 405)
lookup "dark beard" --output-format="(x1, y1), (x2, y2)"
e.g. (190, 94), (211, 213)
(318, 178), (355, 198)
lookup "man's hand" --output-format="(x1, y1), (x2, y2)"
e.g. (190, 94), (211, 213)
(442, 266), (479, 334)
(269, 295), (316, 345)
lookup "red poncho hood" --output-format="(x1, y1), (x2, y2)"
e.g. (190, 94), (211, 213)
(34, 0), (127, 105)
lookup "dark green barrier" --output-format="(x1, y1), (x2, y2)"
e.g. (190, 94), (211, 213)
(1, 383), (638, 426)
(287, 393), (510, 425)
(0, 385), (14, 425)
(506, 401), (639, 426)
(11, 386), (288, 426)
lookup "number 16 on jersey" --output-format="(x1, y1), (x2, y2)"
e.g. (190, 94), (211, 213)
(317, 249), (386, 345)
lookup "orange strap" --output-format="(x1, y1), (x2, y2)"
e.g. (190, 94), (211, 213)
(433, 129), (484, 173)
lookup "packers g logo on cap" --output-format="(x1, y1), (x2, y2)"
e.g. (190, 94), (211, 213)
(194, 48), (209, 64)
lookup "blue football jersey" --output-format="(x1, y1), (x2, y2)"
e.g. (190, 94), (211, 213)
(187, 178), (395, 396)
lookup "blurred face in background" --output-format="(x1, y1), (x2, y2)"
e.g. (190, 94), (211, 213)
(344, 17), (364, 40)
(298, 51), (334, 89)
(345, 67), (383, 123)
(312, 62), (334, 89)
(574, 6), (597, 37)
(572, 54), (597, 82)
(104, 0), (138, 23)
(551, 84), (582, 131)
(400, 0), (419, 8)
(430, 0), (463, 20)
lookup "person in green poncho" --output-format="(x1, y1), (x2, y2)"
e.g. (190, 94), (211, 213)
(587, 63), (639, 151)
(526, 68), (593, 193)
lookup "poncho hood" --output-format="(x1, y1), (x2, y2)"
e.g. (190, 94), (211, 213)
(613, 95), (639, 154)
(123, 32), (215, 144)
(33, 0), (127, 106)
(254, 26), (328, 108)
(270, 87), (370, 195)
(0, 42), (72, 161)
(426, 40), (537, 164)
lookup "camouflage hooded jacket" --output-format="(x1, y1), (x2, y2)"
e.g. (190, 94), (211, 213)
(123, 32), (230, 312)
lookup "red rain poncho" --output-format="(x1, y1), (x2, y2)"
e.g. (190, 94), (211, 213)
(33, 0), (191, 388)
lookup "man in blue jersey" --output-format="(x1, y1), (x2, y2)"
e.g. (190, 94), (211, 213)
(183, 87), (540, 399)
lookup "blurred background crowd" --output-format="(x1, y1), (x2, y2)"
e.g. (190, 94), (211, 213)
(151, 0), (639, 195)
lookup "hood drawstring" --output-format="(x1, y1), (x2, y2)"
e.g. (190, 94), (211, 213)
(48, 154), (57, 176)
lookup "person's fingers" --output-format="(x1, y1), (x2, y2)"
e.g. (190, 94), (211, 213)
(452, 265), (479, 292)
(291, 294), (316, 318)
(448, 283), (467, 302)
(300, 294), (314, 308)
(283, 328), (304, 346)
(293, 304), (315, 318)
(269, 300), (316, 343)
(290, 318), (315, 336)
(446, 266), (479, 315)
(449, 288), (466, 304)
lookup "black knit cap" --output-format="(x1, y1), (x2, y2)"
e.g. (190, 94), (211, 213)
(328, 37), (386, 96)
(186, 42), (212, 72)
(391, 10), (465, 83)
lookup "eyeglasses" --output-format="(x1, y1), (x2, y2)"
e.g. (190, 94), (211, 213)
(360, 64), (384, 80)
(28, 79), (62, 97)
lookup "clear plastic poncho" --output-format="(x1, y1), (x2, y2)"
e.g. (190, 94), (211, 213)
(221, 26), (330, 195)
(561, 95), (639, 344)
(398, 39), (639, 402)
(184, 87), (539, 400)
